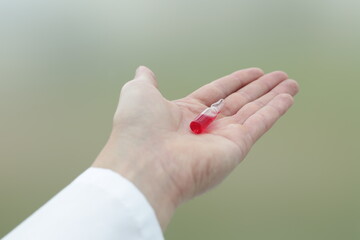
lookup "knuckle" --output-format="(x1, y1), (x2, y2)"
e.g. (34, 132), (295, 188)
(287, 79), (300, 94)
(272, 70), (288, 79)
(279, 93), (294, 102)
(122, 80), (139, 90)
(249, 67), (265, 75)
(121, 80), (148, 95)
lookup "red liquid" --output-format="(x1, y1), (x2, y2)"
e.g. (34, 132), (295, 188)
(190, 114), (217, 134)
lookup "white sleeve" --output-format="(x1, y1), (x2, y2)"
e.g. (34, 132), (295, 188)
(3, 167), (164, 240)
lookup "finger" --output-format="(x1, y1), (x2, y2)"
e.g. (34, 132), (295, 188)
(187, 68), (264, 106)
(243, 93), (294, 144)
(221, 71), (288, 116)
(233, 79), (299, 124)
(133, 65), (158, 88)
(120, 65), (159, 100)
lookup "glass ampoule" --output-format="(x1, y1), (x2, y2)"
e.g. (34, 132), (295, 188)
(190, 99), (224, 134)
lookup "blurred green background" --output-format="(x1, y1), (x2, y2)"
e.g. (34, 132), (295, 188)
(0, 0), (359, 239)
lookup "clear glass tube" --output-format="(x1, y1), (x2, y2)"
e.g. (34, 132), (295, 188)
(190, 99), (224, 134)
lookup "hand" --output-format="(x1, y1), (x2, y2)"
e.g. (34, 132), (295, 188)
(92, 66), (299, 230)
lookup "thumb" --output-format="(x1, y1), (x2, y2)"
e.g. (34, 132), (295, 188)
(134, 65), (158, 88)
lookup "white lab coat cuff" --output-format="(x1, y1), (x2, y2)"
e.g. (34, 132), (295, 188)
(3, 167), (164, 240)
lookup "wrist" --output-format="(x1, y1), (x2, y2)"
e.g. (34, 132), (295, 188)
(92, 136), (180, 230)
(119, 165), (177, 231)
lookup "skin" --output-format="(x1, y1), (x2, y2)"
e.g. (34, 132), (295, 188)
(92, 66), (299, 230)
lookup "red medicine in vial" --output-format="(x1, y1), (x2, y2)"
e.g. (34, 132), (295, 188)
(190, 99), (224, 134)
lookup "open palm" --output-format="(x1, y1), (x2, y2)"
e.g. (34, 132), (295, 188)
(111, 66), (299, 202)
